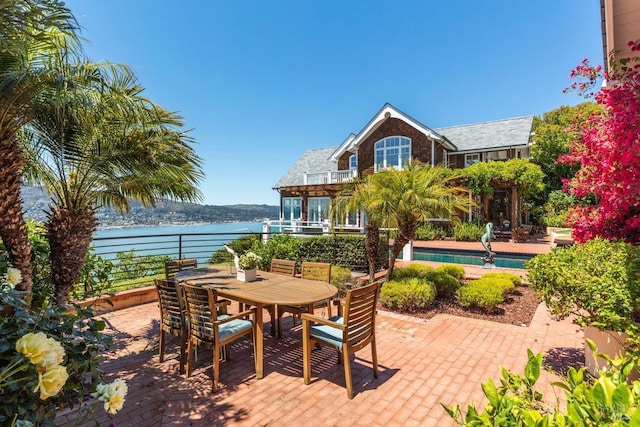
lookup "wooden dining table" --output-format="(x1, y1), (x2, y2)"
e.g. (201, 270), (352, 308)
(175, 266), (338, 379)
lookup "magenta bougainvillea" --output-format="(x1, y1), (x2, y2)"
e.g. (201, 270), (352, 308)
(559, 41), (640, 243)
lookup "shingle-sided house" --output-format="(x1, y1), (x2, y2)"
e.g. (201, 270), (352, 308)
(273, 103), (534, 227)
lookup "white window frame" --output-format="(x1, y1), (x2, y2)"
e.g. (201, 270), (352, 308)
(374, 136), (411, 171)
(308, 197), (331, 224)
(465, 153), (480, 168)
(349, 154), (357, 170)
(282, 197), (302, 221)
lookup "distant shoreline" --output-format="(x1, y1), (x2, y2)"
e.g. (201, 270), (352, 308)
(95, 219), (267, 231)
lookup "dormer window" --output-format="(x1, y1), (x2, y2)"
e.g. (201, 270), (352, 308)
(349, 154), (357, 170)
(374, 136), (411, 171)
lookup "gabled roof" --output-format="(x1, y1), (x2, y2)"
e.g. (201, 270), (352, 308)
(329, 103), (455, 162)
(272, 147), (337, 189)
(435, 115), (534, 153)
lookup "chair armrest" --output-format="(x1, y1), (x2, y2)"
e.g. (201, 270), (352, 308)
(215, 299), (231, 315)
(216, 307), (256, 324)
(301, 312), (345, 330)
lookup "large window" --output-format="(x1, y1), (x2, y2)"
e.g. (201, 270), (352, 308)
(375, 136), (411, 171)
(282, 197), (302, 221)
(465, 153), (480, 167)
(308, 197), (330, 223)
(349, 154), (357, 170)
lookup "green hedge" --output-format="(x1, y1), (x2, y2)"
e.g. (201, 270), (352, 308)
(380, 278), (436, 311)
(424, 270), (461, 297)
(480, 272), (523, 287)
(436, 264), (466, 280)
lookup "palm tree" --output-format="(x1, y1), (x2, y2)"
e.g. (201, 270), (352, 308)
(331, 174), (395, 282)
(22, 58), (204, 305)
(382, 163), (470, 279)
(333, 162), (471, 281)
(0, 0), (79, 293)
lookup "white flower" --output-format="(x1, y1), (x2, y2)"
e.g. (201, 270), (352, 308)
(4, 267), (22, 288)
(92, 378), (128, 415)
(238, 252), (262, 269)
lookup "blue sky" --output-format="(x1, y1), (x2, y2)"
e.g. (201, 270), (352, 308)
(65, 1), (602, 206)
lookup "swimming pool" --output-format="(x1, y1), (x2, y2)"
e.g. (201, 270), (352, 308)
(403, 248), (534, 269)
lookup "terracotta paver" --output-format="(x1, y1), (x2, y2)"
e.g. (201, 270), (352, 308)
(56, 294), (583, 425)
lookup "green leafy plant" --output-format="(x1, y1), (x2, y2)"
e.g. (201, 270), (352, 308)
(457, 280), (504, 312)
(330, 265), (353, 298)
(379, 278), (436, 311)
(238, 252), (262, 270)
(436, 264), (466, 280)
(424, 270), (461, 298)
(452, 222), (486, 242)
(0, 265), (126, 426)
(526, 238), (640, 333)
(480, 272), (523, 287)
(415, 222), (448, 241)
(209, 235), (260, 265)
(113, 251), (171, 281)
(391, 264), (434, 281)
(444, 345), (640, 426)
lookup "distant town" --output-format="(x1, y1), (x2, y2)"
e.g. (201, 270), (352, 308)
(21, 186), (279, 227)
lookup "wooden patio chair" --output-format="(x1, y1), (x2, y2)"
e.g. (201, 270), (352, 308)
(165, 258), (198, 280)
(301, 281), (381, 399)
(277, 261), (332, 338)
(270, 258), (297, 276)
(181, 283), (257, 392)
(154, 278), (188, 374)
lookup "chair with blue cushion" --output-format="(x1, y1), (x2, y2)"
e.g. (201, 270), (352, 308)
(181, 283), (256, 391)
(154, 278), (188, 374)
(301, 281), (381, 399)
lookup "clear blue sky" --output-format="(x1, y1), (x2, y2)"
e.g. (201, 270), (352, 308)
(65, 1), (602, 206)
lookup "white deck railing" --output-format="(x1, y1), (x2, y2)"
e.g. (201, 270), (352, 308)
(303, 169), (357, 185)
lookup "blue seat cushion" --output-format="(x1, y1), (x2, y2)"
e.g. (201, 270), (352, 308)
(310, 316), (344, 349)
(219, 317), (253, 341)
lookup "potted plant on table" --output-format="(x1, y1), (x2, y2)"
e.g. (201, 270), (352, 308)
(526, 238), (640, 376)
(237, 252), (262, 282)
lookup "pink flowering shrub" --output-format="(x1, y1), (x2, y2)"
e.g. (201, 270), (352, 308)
(559, 41), (640, 243)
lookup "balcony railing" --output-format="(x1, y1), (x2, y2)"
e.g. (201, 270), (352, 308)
(303, 169), (357, 185)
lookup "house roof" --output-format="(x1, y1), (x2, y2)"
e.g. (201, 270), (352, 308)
(435, 115), (535, 153)
(272, 147), (337, 189)
(329, 103), (455, 161)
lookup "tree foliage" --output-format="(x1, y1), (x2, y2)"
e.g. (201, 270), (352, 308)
(530, 103), (602, 193)
(461, 159), (544, 199)
(560, 43), (640, 243)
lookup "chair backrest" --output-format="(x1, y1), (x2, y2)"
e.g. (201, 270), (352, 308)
(181, 283), (219, 347)
(154, 279), (185, 333)
(270, 259), (296, 276)
(343, 281), (380, 351)
(301, 261), (331, 282)
(165, 258), (198, 280)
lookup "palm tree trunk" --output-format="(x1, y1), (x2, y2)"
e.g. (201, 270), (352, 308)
(0, 134), (33, 293)
(46, 204), (97, 305)
(364, 222), (379, 283)
(388, 224), (417, 280)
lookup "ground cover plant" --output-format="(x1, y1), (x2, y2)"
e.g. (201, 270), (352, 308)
(381, 264), (536, 326)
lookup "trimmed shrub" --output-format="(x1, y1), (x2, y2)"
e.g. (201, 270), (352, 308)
(436, 264), (466, 280)
(209, 234), (260, 264)
(391, 264), (434, 281)
(457, 280), (504, 312)
(331, 265), (353, 297)
(415, 222), (447, 241)
(452, 222), (485, 242)
(295, 234), (388, 271)
(480, 272), (523, 287)
(424, 270), (461, 297)
(379, 278), (437, 311)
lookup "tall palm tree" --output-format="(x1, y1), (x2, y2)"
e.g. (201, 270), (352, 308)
(22, 58), (204, 305)
(331, 174), (395, 282)
(381, 163), (471, 279)
(0, 0), (79, 293)
(333, 162), (471, 281)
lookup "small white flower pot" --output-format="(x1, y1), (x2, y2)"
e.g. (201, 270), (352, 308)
(237, 269), (257, 282)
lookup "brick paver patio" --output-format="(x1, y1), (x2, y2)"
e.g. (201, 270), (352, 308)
(56, 236), (573, 426)
(56, 281), (583, 426)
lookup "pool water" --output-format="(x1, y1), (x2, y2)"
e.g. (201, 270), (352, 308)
(403, 248), (533, 269)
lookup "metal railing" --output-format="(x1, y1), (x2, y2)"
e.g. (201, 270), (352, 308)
(81, 229), (388, 299)
(303, 169), (357, 185)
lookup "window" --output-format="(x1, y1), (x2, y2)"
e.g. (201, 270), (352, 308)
(282, 197), (301, 221)
(349, 154), (357, 170)
(374, 136), (411, 171)
(308, 197), (330, 223)
(486, 150), (508, 161)
(465, 153), (480, 168)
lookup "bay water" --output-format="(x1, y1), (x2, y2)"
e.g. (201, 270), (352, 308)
(92, 221), (263, 264)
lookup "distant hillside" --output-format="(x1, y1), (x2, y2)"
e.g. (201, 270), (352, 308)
(21, 187), (279, 227)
